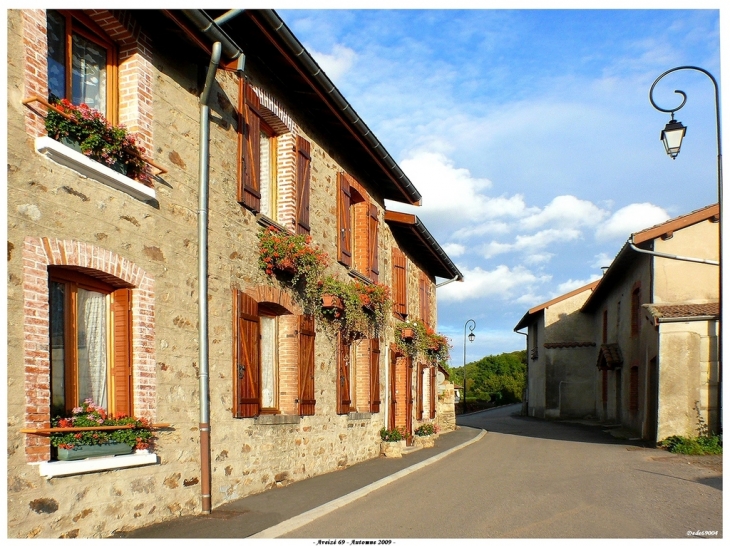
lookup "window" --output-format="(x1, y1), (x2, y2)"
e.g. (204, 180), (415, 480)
(49, 268), (131, 417)
(392, 247), (407, 319)
(46, 10), (117, 120)
(369, 339), (381, 413)
(233, 290), (316, 417)
(337, 173), (379, 281)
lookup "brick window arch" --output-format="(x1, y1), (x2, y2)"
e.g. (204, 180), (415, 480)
(22, 237), (155, 463)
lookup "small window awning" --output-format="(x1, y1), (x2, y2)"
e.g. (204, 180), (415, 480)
(597, 343), (623, 370)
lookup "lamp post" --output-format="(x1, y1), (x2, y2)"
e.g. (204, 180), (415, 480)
(649, 66), (722, 432)
(463, 319), (476, 415)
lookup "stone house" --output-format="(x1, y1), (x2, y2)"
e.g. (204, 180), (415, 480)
(515, 204), (720, 443)
(514, 280), (599, 419)
(6, 9), (461, 538)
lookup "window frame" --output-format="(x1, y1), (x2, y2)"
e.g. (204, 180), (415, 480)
(46, 9), (119, 123)
(48, 267), (132, 417)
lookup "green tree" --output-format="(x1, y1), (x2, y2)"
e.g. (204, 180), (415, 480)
(453, 350), (526, 406)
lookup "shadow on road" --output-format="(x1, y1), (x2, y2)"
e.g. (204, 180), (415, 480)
(456, 404), (651, 448)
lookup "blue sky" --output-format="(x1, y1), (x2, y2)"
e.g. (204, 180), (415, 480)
(277, 6), (723, 365)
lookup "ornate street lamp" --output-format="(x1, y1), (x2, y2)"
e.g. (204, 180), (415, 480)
(463, 319), (476, 415)
(649, 65), (722, 432)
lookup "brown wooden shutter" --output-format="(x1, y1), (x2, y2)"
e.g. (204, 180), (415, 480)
(393, 248), (407, 317)
(429, 365), (437, 419)
(369, 338), (381, 413)
(233, 290), (260, 418)
(417, 363), (424, 420)
(337, 333), (351, 414)
(368, 203), (379, 282)
(296, 136), (311, 235)
(237, 80), (261, 212)
(298, 314), (316, 416)
(419, 273), (428, 324)
(111, 288), (132, 417)
(337, 173), (352, 266)
(389, 347), (397, 430)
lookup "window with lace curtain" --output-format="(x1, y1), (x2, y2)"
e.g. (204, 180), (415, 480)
(49, 268), (132, 417)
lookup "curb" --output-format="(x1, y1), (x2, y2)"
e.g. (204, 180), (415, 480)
(249, 429), (487, 538)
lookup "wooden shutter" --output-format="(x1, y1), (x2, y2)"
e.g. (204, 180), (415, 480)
(237, 80), (261, 212)
(111, 288), (132, 417)
(369, 339), (381, 413)
(233, 290), (260, 418)
(419, 273), (429, 324)
(337, 173), (352, 266)
(296, 136), (311, 235)
(417, 363), (424, 420)
(389, 347), (397, 430)
(337, 333), (351, 414)
(393, 248), (407, 317)
(368, 203), (379, 282)
(298, 314), (316, 416)
(429, 365), (437, 419)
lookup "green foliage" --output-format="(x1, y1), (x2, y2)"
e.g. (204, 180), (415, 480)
(50, 399), (153, 450)
(379, 427), (403, 442)
(660, 435), (722, 455)
(395, 319), (451, 363)
(316, 275), (391, 340)
(454, 350), (527, 406)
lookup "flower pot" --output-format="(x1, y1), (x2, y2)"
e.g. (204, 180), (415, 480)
(321, 294), (344, 311)
(400, 327), (414, 341)
(415, 435), (435, 448)
(380, 440), (405, 458)
(59, 136), (83, 154)
(57, 442), (133, 461)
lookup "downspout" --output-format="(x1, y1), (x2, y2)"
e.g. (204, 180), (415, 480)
(628, 236), (719, 266)
(198, 40), (221, 515)
(436, 275), (460, 288)
(384, 345), (390, 433)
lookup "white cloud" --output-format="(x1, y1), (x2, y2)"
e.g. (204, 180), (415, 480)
(307, 44), (357, 82)
(591, 252), (615, 269)
(442, 243), (465, 257)
(595, 203), (670, 241)
(554, 275), (602, 296)
(452, 220), (511, 240)
(439, 264), (550, 303)
(520, 195), (608, 231)
(523, 252), (554, 265)
(513, 228), (583, 252)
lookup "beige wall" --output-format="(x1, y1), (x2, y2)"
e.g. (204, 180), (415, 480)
(652, 219), (719, 304)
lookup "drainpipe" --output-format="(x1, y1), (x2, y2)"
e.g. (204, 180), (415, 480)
(197, 40), (221, 516)
(384, 345), (390, 432)
(436, 275), (460, 288)
(628, 236), (719, 266)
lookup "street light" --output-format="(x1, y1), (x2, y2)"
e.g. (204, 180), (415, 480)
(649, 65), (722, 432)
(463, 319), (476, 415)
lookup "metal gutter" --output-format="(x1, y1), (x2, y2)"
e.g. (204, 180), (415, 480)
(256, 9), (422, 206)
(629, 236), (719, 266)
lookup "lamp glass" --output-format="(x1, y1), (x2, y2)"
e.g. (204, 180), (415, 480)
(661, 119), (686, 158)
(468, 332), (475, 343)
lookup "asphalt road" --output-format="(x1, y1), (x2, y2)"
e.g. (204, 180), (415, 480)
(282, 405), (723, 539)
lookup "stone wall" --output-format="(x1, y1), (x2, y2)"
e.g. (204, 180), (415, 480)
(6, 9), (451, 539)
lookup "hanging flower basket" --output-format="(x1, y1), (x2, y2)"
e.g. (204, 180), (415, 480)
(401, 327), (415, 341)
(321, 293), (345, 318)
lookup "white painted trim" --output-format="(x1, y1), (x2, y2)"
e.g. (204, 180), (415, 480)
(38, 451), (158, 478)
(34, 136), (156, 202)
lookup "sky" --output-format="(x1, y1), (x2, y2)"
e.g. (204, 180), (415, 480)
(276, 4), (724, 366)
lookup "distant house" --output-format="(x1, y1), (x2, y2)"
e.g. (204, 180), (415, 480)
(515, 204), (720, 443)
(582, 204), (720, 442)
(514, 281), (599, 419)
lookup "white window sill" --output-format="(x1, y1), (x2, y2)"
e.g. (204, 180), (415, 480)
(34, 136), (156, 202)
(37, 450), (158, 478)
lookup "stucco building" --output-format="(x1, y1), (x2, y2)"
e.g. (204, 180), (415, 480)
(6, 9), (461, 538)
(515, 204), (720, 443)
